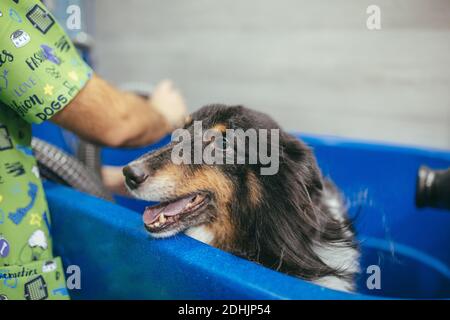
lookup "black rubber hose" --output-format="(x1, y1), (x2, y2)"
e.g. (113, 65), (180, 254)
(31, 137), (114, 202)
(416, 166), (450, 211)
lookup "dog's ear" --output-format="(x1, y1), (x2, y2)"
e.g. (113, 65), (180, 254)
(283, 133), (307, 161)
(283, 133), (323, 192)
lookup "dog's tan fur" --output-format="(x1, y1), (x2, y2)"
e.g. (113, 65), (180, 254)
(247, 170), (263, 207)
(211, 123), (227, 133)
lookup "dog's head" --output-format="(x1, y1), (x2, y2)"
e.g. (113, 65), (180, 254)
(125, 105), (358, 287)
(124, 105), (323, 247)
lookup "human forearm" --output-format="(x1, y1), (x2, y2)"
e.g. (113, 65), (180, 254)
(51, 74), (172, 147)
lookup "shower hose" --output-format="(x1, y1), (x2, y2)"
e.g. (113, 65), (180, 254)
(31, 137), (113, 202)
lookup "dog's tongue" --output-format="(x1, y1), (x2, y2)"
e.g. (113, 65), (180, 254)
(143, 196), (195, 225)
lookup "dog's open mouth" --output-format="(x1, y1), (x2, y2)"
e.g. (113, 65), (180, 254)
(143, 193), (210, 232)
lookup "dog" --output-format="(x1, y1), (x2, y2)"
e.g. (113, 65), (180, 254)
(124, 105), (360, 292)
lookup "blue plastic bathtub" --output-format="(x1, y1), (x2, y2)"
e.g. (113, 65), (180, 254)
(33, 123), (450, 299)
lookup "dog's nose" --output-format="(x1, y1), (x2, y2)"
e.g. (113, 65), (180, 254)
(123, 165), (148, 189)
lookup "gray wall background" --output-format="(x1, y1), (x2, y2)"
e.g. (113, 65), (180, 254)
(92, 0), (450, 149)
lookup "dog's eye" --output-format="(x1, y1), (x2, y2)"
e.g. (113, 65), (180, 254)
(214, 136), (231, 151)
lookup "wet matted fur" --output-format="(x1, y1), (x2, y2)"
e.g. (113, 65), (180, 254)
(124, 105), (360, 292)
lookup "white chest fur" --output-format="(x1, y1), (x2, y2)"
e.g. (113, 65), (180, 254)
(185, 226), (215, 245)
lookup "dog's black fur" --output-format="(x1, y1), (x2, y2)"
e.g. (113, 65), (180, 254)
(125, 105), (360, 291)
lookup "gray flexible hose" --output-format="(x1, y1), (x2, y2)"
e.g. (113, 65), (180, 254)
(31, 137), (114, 202)
(76, 139), (103, 176)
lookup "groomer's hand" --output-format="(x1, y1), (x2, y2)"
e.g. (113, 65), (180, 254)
(150, 80), (187, 129)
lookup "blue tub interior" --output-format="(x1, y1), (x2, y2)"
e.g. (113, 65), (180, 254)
(33, 122), (450, 299)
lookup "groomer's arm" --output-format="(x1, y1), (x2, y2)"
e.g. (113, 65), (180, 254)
(51, 74), (186, 147)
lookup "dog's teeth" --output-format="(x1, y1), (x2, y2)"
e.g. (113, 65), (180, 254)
(155, 222), (160, 227)
(159, 214), (166, 223)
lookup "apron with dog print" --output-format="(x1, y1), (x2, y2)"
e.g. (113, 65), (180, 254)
(0, 0), (92, 300)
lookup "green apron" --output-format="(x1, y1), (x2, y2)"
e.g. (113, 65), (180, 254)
(0, 0), (92, 300)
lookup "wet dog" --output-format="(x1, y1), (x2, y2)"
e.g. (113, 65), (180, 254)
(124, 105), (359, 292)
